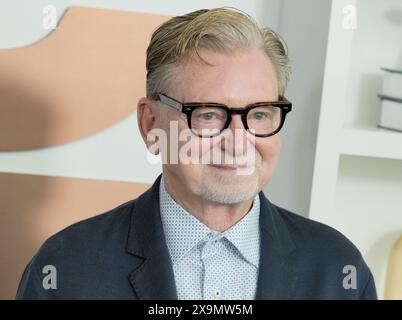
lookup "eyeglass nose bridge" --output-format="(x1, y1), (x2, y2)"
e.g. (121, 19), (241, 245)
(222, 108), (250, 132)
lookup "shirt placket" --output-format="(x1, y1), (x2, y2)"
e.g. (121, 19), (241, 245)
(200, 232), (224, 300)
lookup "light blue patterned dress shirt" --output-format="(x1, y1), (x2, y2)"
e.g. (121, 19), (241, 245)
(159, 176), (261, 300)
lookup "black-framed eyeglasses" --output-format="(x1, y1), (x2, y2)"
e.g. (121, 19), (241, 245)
(154, 93), (292, 138)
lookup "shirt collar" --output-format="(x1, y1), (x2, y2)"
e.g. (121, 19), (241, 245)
(159, 176), (260, 268)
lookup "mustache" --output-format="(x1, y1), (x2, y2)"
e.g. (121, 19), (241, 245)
(205, 146), (262, 167)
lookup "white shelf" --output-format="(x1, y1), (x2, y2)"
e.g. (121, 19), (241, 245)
(310, 0), (402, 299)
(340, 124), (402, 160)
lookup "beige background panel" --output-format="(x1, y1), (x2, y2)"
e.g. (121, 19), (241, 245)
(0, 6), (169, 151)
(0, 172), (150, 299)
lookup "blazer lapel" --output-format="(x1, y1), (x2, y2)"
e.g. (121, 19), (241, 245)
(126, 175), (178, 300)
(255, 193), (300, 299)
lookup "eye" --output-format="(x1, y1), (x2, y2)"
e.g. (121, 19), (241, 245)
(200, 112), (215, 120)
(193, 107), (227, 122)
(252, 112), (269, 120)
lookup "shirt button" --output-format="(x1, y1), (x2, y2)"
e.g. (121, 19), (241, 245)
(213, 289), (221, 299)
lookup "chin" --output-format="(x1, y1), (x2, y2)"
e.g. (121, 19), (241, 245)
(199, 187), (258, 205)
(197, 174), (260, 204)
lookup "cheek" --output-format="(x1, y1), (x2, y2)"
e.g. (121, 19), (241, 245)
(257, 135), (281, 165)
(254, 136), (280, 187)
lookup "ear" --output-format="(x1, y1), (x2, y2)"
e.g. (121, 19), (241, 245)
(137, 97), (160, 154)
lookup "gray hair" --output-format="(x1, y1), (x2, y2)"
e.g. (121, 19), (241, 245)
(146, 7), (290, 98)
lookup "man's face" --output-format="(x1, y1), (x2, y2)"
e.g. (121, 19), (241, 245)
(157, 48), (281, 204)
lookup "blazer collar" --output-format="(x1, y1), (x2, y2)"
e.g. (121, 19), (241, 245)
(126, 175), (299, 300)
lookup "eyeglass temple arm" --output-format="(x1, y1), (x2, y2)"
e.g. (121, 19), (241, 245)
(157, 93), (183, 112)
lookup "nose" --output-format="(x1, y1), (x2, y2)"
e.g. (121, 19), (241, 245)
(228, 114), (246, 132)
(220, 114), (250, 157)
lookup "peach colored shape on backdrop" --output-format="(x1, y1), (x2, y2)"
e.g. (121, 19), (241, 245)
(0, 171), (150, 299)
(0, 6), (170, 151)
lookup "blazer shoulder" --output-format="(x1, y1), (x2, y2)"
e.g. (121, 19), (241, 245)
(270, 204), (377, 299)
(16, 198), (139, 299)
(273, 204), (361, 258)
(34, 198), (136, 265)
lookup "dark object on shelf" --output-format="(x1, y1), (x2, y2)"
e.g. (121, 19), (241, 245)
(377, 95), (402, 132)
(378, 68), (402, 132)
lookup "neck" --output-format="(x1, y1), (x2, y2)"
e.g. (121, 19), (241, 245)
(162, 174), (255, 232)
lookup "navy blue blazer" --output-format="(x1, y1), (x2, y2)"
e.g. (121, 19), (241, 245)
(16, 175), (377, 299)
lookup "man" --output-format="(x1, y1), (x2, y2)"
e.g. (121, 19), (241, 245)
(16, 7), (377, 300)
